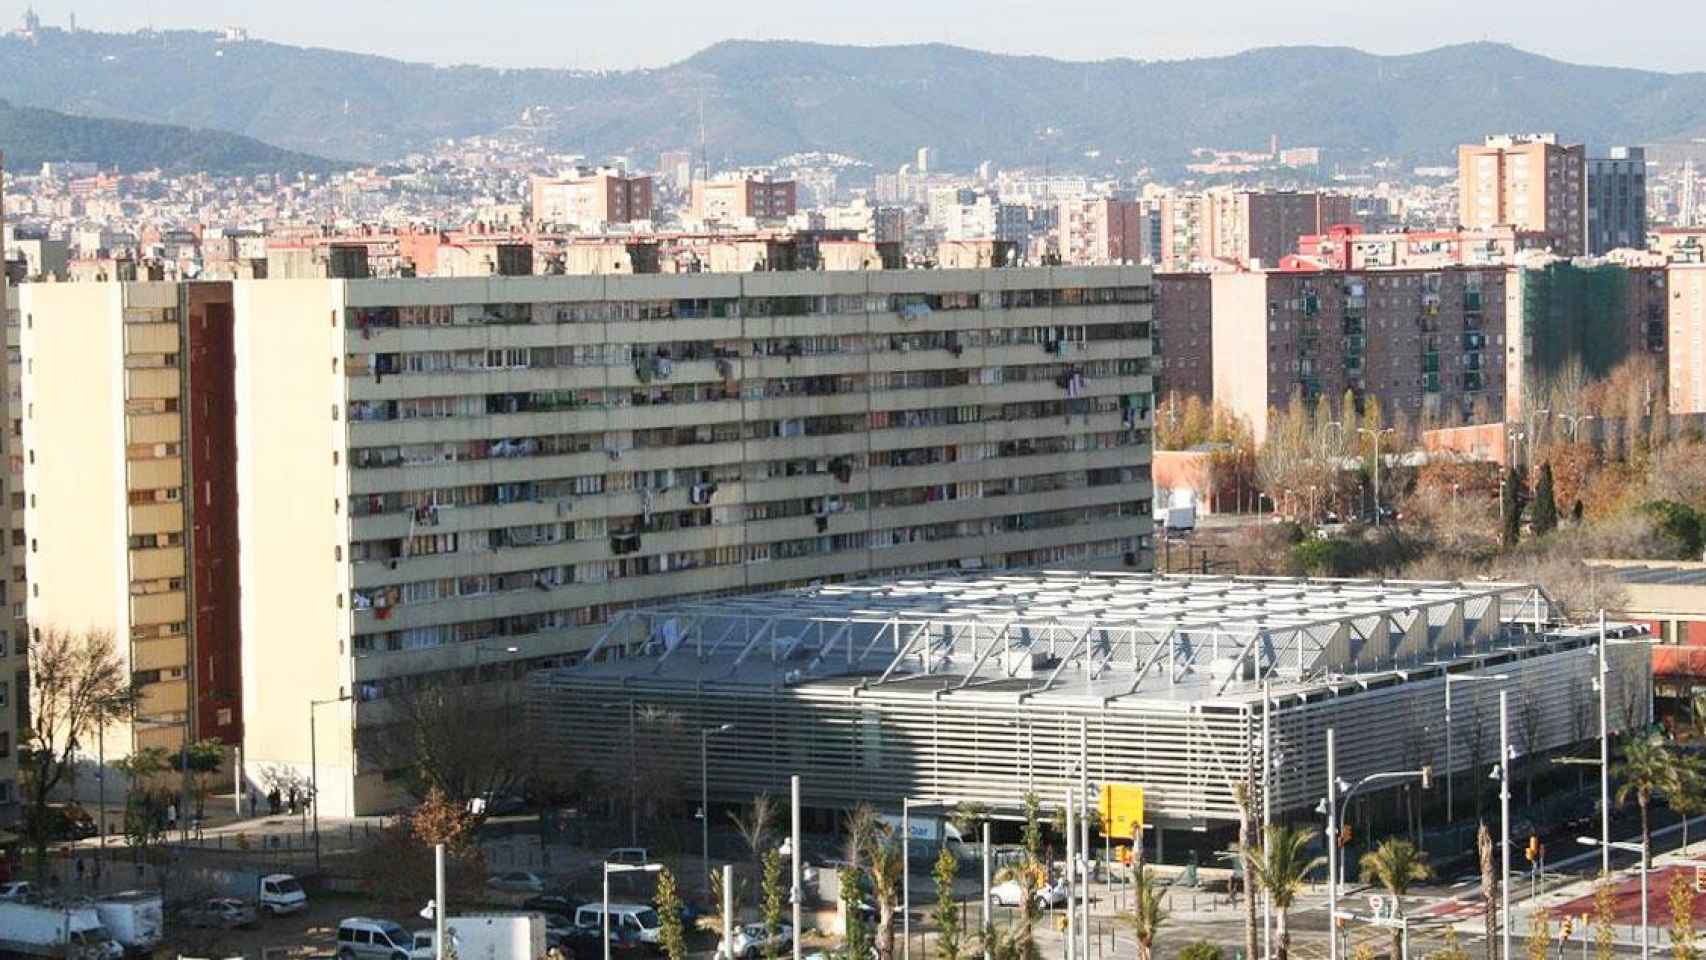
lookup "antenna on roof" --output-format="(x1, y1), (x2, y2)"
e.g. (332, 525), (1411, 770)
(698, 93), (709, 185)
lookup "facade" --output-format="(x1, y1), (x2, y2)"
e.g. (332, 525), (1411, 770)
(1670, 264), (1706, 414)
(1504, 260), (1668, 419)
(1457, 134), (1587, 256)
(1207, 190), (1323, 269)
(202, 266), (1154, 816)
(1211, 267), (1508, 436)
(1292, 225), (1551, 271)
(0, 280), (19, 824)
(532, 571), (1650, 840)
(1587, 147), (1648, 256)
(530, 170), (653, 231)
(1058, 199), (1144, 265)
(20, 282), (245, 758)
(1158, 194), (1210, 271)
(692, 178), (798, 224)
(1151, 273), (1213, 402)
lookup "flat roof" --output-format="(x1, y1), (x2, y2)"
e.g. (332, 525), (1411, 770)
(559, 571), (1552, 706)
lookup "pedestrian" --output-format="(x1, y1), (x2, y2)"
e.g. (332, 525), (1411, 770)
(268, 788), (281, 816)
(250, 789), (259, 818)
(287, 787), (298, 815)
(166, 803), (177, 831)
(75, 857), (85, 887)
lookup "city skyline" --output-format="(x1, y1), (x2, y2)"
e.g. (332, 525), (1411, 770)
(16, 0), (1706, 73)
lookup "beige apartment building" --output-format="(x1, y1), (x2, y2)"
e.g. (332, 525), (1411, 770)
(691, 177), (798, 224)
(1458, 134), (1587, 257)
(530, 169), (654, 231)
(16, 267), (1153, 816)
(20, 282), (245, 762)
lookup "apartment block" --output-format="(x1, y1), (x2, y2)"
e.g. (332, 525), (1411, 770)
(692, 177), (798, 224)
(1058, 199), (1144, 265)
(20, 282), (245, 757)
(531, 169), (653, 231)
(1503, 259), (1668, 419)
(1152, 273), (1213, 402)
(1292, 225), (1552, 271)
(208, 267), (1154, 816)
(1587, 147), (1648, 256)
(1210, 267), (1509, 437)
(1458, 134), (1587, 256)
(1206, 190), (1323, 269)
(1667, 265), (1706, 414)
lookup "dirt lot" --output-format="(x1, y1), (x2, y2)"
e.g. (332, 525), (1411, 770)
(159, 894), (366, 959)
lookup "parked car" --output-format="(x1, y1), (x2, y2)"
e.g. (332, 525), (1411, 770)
(573, 903), (663, 945)
(605, 847), (650, 865)
(718, 923), (795, 959)
(0, 881), (33, 901)
(523, 895), (586, 916)
(337, 917), (415, 960)
(182, 897), (258, 929)
(556, 923), (646, 960)
(486, 870), (547, 894)
(991, 879), (1066, 910)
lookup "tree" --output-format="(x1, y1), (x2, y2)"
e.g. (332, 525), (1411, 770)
(866, 826), (903, 960)
(762, 850), (785, 960)
(840, 867), (874, 960)
(1671, 749), (1706, 849)
(18, 627), (134, 875)
(1478, 823), (1498, 960)
(1615, 732), (1674, 852)
(1594, 879), (1616, 960)
(933, 846), (964, 960)
(1430, 927), (1471, 960)
(1244, 824), (1322, 960)
(357, 787), (486, 907)
(1673, 870), (1698, 960)
(1359, 838), (1432, 959)
(1234, 781), (1259, 960)
(1178, 944), (1224, 960)
(733, 794), (778, 904)
(948, 802), (990, 842)
(1532, 463), (1559, 535)
(1525, 907), (1551, 960)
(655, 867), (688, 960)
(176, 737), (225, 823)
(114, 747), (172, 860)
(1122, 866), (1167, 960)
(1502, 466), (1524, 548)
(356, 678), (533, 814)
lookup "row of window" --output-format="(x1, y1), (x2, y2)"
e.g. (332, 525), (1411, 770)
(350, 502), (1147, 654)
(348, 287), (1151, 331)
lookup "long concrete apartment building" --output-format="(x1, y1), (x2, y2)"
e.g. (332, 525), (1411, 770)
(0, 280), (21, 826)
(21, 267), (1156, 815)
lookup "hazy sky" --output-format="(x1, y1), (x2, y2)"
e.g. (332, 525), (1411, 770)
(27, 0), (1706, 73)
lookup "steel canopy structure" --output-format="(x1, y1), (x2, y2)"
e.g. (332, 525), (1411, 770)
(528, 572), (1650, 829)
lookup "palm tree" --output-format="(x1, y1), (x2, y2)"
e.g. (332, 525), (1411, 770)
(866, 826), (903, 960)
(1121, 866), (1168, 960)
(1668, 749), (1706, 848)
(1244, 824), (1324, 960)
(1359, 838), (1432, 958)
(1616, 732), (1674, 852)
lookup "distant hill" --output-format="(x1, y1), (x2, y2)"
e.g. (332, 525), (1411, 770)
(0, 97), (340, 176)
(2, 29), (1706, 170)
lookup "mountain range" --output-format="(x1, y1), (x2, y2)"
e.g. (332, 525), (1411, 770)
(3, 29), (1706, 172)
(0, 97), (340, 176)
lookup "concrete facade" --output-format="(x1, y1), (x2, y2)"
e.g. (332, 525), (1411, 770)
(1587, 147), (1648, 256)
(1458, 134), (1587, 257)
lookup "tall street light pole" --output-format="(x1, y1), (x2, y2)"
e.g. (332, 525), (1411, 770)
(1325, 728), (1340, 960)
(701, 723), (735, 894)
(1596, 611), (1661, 876)
(310, 692), (353, 871)
(1358, 427), (1395, 525)
(1577, 837), (1648, 960)
(1500, 690), (1512, 960)
(1444, 672), (1509, 824)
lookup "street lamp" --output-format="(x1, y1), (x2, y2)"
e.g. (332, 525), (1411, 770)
(1334, 765), (1433, 886)
(1359, 427), (1396, 525)
(309, 692), (353, 870)
(1322, 728), (1341, 960)
(700, 723), (735, 893)
(1593, 612), (1660, 876)
(1557, 413), (1595, 443)
(1495, 691), (1512, 960)
(1443, 672), (1509, 823)
(1577, 837), (1648, 960)
(603, 861), (663, 960)
(602, 700), (640, 848)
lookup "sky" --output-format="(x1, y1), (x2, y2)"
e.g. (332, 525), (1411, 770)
(25, 0), (1706, 73)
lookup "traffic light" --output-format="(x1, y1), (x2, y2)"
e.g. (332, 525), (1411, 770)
(1526, 835), (1541, 864)
(1560, 917), (1573, 939)
(1420, 765), (1432, 790)
(1339, 824), (1353, 847)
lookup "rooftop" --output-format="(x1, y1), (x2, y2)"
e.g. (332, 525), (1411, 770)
(567, 571), (1555, 706)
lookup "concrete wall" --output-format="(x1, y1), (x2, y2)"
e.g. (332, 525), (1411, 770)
(232, 279), (356, 817)
(1209, 272), (1271, 440)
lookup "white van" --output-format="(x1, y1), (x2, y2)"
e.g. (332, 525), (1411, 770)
(575, 903), (663, 944)
(336, 917), (415, 960)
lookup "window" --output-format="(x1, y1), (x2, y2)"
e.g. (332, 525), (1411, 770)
(0, 731), (9, 758)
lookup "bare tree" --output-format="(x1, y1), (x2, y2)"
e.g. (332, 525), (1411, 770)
(1568, 677), (1594, 791)
(356, 677), (533, 814)
(1479, 822), (1499, 960)
(1517, 676), (1546, 806)
(19, 628), (134, 874)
